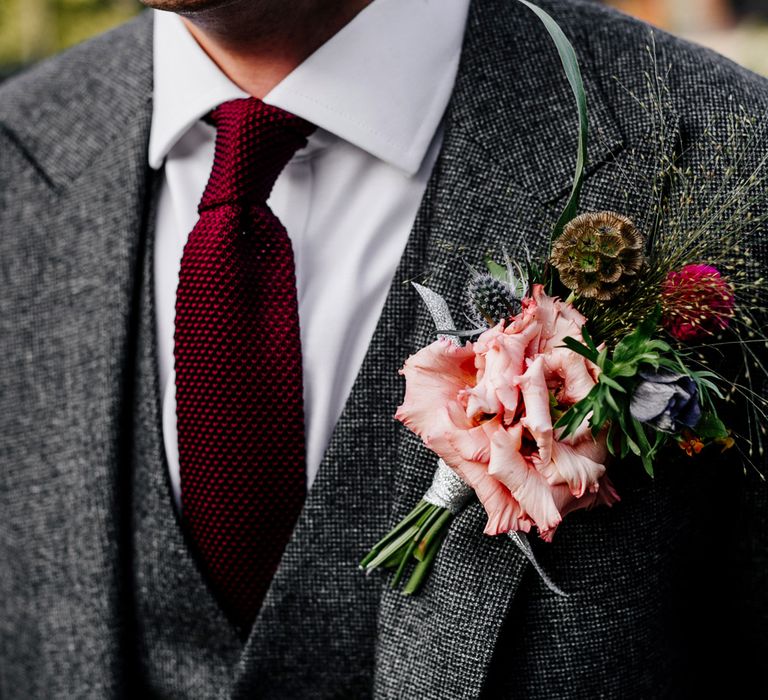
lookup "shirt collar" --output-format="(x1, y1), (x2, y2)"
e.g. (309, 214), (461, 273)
(149, 0), (470, 175)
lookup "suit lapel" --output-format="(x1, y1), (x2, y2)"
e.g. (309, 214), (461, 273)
(371, 129), (554, 700)
(371, 2), (684, 697)
(0, 13), (154, 694)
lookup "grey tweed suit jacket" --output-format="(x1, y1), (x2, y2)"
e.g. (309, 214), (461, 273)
(2, 0), (767, 697)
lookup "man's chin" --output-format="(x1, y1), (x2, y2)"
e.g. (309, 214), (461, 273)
(139, 0), (244, 13)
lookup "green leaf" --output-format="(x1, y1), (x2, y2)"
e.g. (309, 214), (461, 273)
(382, 549), (407, 570)
(554, 410), (578, 437)
(561, 336), (599, 363)
(485, 258), (508, 282)
(359, 500), (430, 568)
(625, 433), (641, 456)
(619, 436), (631, 459)
(597, 347), (610, 370)
(695, 411), (729, 440)
(693, 373), (725, 400)
(630, 417), (661, 476)
(415, 509), (453, 561)
(631, 417), (652, 453)
(517, 0), (588, 241)
(403, 527), (449, 596)
(581, 325), (598, 353)
(599, 374), (627, 393)
(591, 389), (608, 425)
(641, 454), (655, 477)
(390, 505), (440, 587)
(616, 411), (641, 456)
(652, 430), (667, 454)
(610, 363), (641, 378)
(363, 525), (420, 571)
(604, 390), (621, 414)
(555, 387), (597, 436)
(390, 535), (419, 588)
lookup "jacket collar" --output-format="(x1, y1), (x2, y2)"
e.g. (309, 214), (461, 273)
(448, 0), (624, 206)
(0, 0), (623, 213)
(2, 0), (632, 206)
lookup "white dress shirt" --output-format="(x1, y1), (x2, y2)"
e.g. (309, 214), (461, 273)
(149, 0), (470, 508)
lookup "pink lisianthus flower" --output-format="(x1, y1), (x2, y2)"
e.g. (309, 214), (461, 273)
(661, 264), (735, 342)
(396, 284), (619, 541)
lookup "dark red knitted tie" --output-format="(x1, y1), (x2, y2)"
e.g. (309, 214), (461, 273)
(174, 98), (314, 629)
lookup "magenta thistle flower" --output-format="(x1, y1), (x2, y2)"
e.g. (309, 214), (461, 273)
(661, 264), (735, 342)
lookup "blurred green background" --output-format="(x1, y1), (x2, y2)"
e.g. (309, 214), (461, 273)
(0, 0), (767, 80)
(608, 0), (768, 75)
(0, 0), (141, 79)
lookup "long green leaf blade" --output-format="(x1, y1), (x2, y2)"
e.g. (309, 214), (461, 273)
(517, 0), (588, 241)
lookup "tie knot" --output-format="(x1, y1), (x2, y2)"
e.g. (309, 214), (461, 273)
(199, 97), (315, 211)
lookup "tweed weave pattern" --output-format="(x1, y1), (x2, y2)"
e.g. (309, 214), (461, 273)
(174, 97), (314, 628)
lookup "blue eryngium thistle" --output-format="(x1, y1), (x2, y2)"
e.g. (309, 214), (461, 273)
(465, 273), (522, 328)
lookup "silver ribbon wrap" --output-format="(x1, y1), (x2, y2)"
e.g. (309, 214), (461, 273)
(412, 282), (460, 346)
(507, 531), (569, 598)
(413, 281), (569, 599)
(422, 459), (474, 513)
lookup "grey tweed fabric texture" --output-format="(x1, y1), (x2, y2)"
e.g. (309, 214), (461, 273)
(1, 1), (767, 698)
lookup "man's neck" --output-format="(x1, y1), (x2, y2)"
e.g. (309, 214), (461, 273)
(180, 0), (372, 98)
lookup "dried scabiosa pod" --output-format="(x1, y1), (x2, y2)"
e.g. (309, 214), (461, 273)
(551, 211), (646, 301)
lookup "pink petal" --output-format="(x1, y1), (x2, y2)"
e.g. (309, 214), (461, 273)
(395, 339), (476, 441)
(435, 419), (530, 537)
(524, 284), (588, 353)
(440, 404), (495, 464)
(516, 355), (554, 468)
(484, 503), (533, 537)
(451, 457), (510, 514)
(464, 322), (540, 422)
(463, 333), (508, 419)
(543, 347), (598, 404)
(488, 425), (562, 534)
(557, 474), (621, 518)
(556, 297), (588, 328)
(538, 437), (607, 498)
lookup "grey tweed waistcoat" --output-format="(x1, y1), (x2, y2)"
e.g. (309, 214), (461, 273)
(129, 178), (243, 698)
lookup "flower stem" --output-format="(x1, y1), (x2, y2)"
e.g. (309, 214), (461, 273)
(403, 526), (450, 596)
(359, 500), (430, 569)
(360, 500), (455, 595)
(415, 508), (453, 561)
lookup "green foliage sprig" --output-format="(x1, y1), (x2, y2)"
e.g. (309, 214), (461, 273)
(555, 307), (724, 475)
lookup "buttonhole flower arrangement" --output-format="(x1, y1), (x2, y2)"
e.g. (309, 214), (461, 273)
(361, 0), (768, 596)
